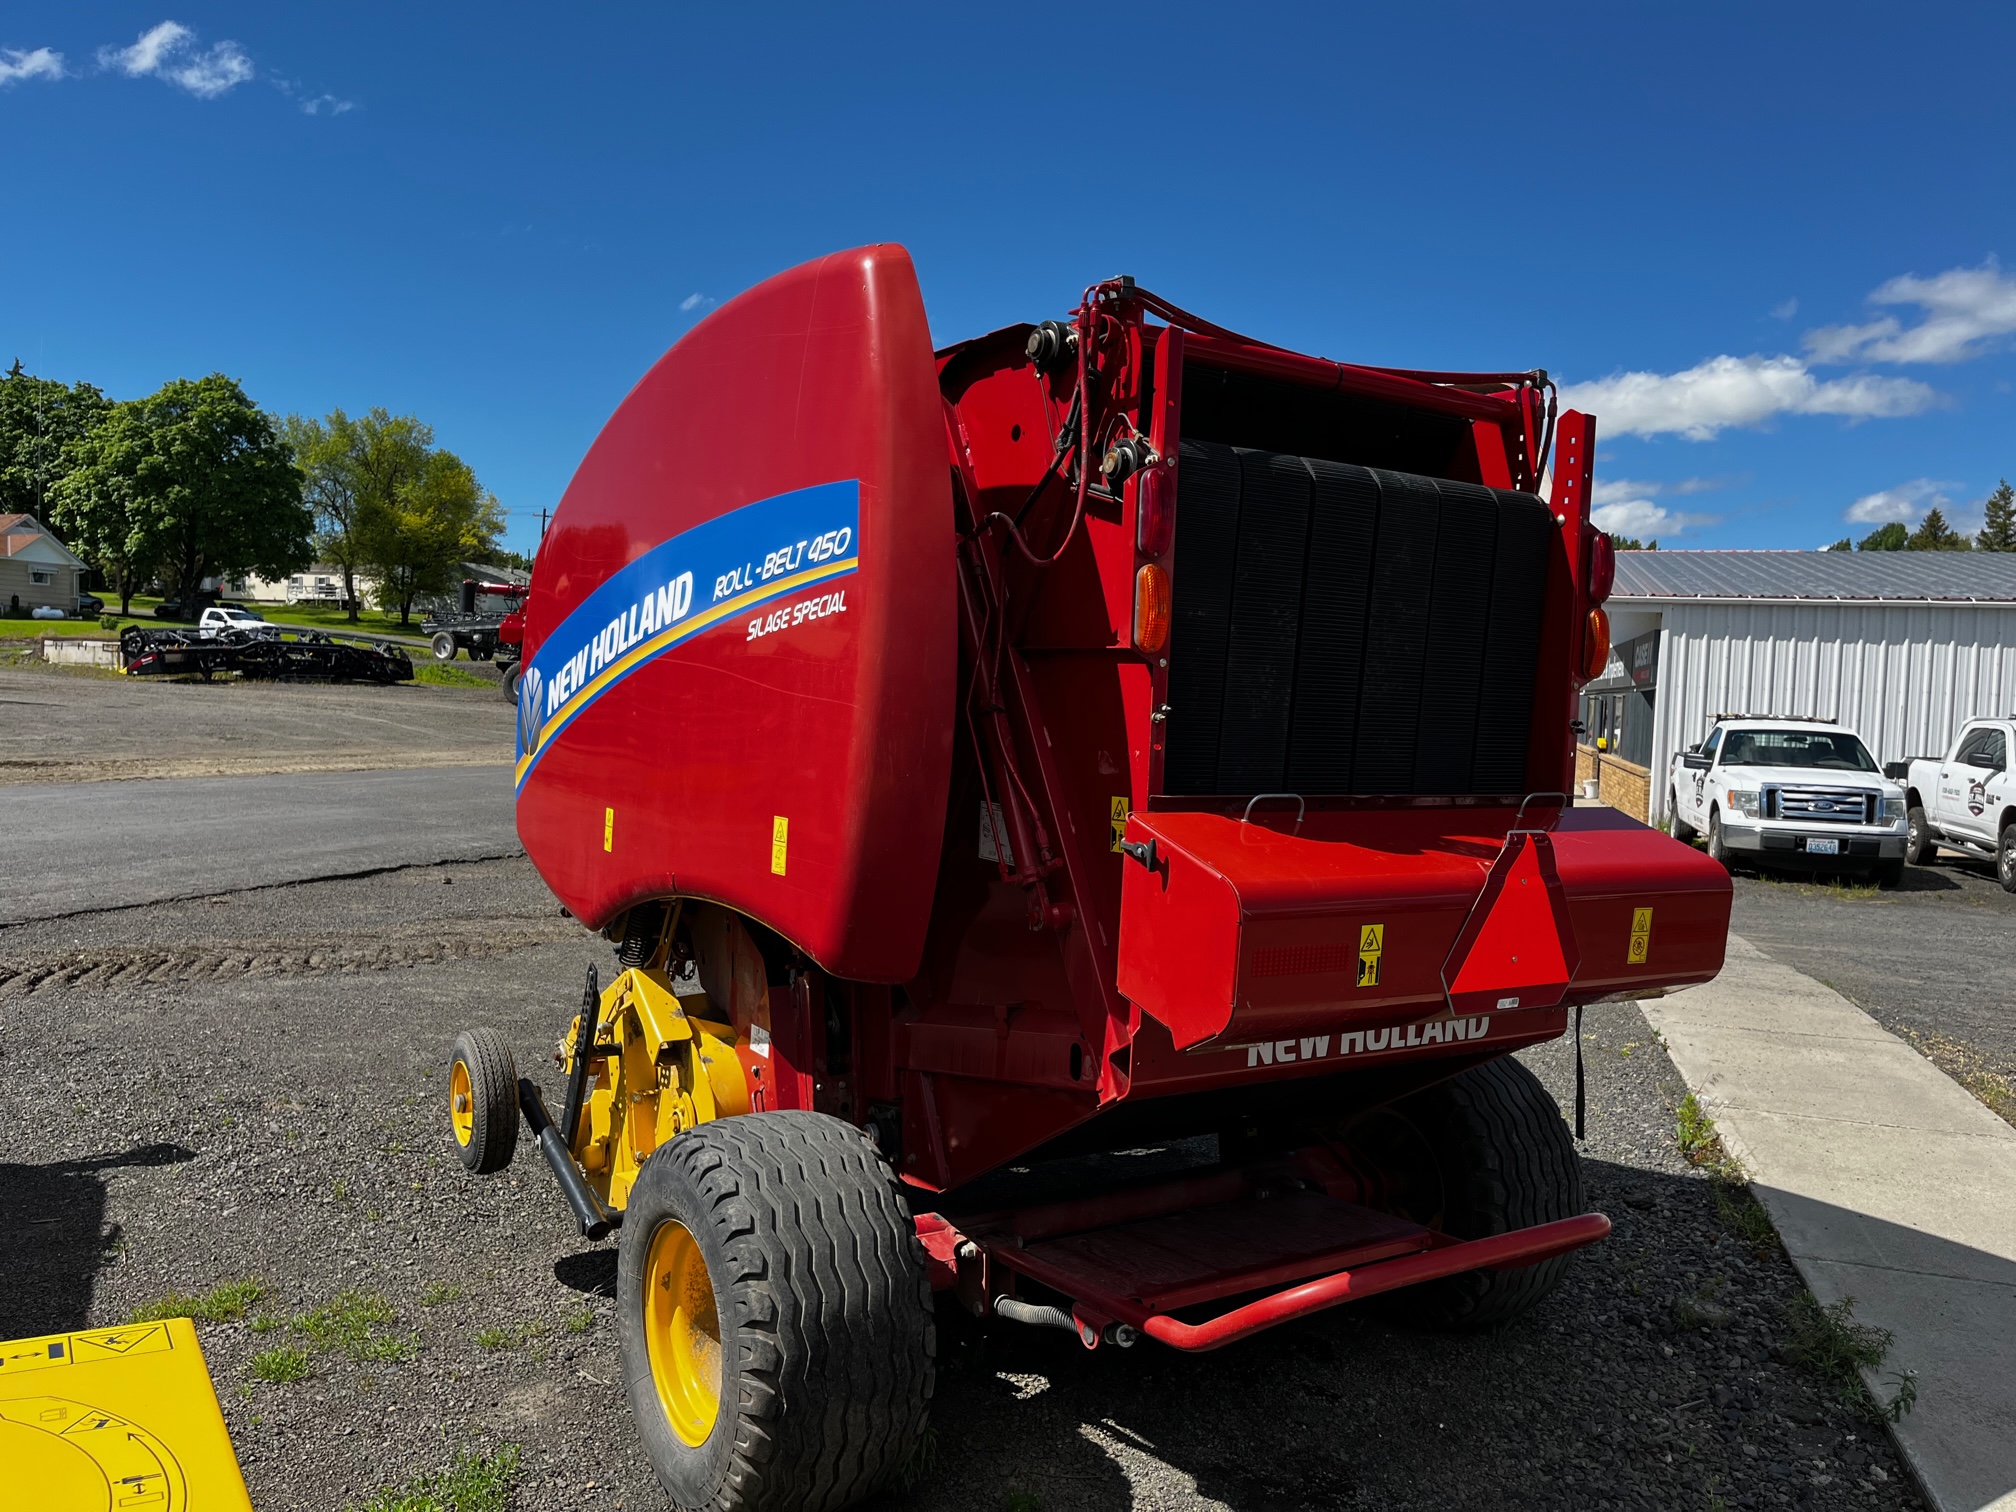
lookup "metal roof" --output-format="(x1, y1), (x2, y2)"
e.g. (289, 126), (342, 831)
(1612, 550), (2016, 604)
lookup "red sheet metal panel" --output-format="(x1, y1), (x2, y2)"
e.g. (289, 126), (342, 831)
(1115, 804), (1728, 1050)
(515, 245), (954, 981)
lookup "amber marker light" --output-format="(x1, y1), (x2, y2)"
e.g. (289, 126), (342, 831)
(1133, 563), (1171, 653)
(1583, 606), (1611, 680)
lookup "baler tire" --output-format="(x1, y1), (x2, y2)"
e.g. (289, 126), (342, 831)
(1370, 1056), (1583, 1332)
(617, 1110), (935, 1512)
(448, 1027), (518, 1174)
(501, 663), (522, 704)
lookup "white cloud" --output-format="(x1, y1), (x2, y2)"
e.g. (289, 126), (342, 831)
(100, 20), (252, 98)
(1587, 478), (1719, 538)
(0, 46), (64, 85)
(1805, 261), (2016, 365)
(1770, 298), (1798, 320)
(679, 293), (715, 313)
(1560, 354), (1936, 441)
(298, 93), (352, 115)
(1844, 478), (1951, 526)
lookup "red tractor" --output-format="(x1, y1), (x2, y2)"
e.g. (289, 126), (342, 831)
(446, 246), (1730, 1512)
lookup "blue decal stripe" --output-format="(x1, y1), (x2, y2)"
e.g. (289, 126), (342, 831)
(514, 480), (861, 794)
(513, 555), (856, 789)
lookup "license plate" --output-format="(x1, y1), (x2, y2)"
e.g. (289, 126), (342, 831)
(1805, 838), (1839, 855)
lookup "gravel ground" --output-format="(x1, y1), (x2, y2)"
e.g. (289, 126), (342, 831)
(0, 663), (512, 783)
(0, 855), (1924, 1511)
(1726, 857), (2016, 1125)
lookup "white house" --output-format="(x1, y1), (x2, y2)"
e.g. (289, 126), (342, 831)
(0, 513), (89, 615)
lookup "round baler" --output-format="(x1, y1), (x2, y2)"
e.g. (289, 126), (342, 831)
(447, 245), (1732, 1512)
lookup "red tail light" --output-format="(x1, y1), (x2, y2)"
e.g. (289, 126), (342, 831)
(1133, 564), (1171, 653)
(1137, 465), (1174, 557)
(1582, 606), (1611, 680)
(1586, 531), (1616, 604)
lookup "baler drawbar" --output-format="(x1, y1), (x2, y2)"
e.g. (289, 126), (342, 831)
(445, 245), (1732, 1512)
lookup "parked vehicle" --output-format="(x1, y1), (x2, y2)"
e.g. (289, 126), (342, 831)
(423, 579), (526, 661)
(76, 592), (104, 616)
(1893, 719), (2016, 891)
(196, 606), (277, 641)
(1669, 717), (1907, 885)
(445, 246), (1733, 1512)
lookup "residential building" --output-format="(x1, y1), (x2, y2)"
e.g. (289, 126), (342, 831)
(0, 513), (88, 615)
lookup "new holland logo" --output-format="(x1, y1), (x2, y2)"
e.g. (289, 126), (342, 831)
(517, 665), (543, 757)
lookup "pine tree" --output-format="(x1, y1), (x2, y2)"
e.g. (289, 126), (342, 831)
(1978, 480), (2016, 552)
(1908, 507), (1970, 551)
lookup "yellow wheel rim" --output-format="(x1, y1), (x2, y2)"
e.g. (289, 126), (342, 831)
(644, 1219), (721, 1447)
(449, 1059), (474, 1147)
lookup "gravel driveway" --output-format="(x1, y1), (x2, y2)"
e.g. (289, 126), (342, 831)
(0, 854), (1923, 1510)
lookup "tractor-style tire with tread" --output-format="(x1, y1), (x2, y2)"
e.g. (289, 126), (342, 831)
(1362, 1056), (1584, 1331)
(618, 1110), (934, 1512)
(448, 1027), (518, 1174)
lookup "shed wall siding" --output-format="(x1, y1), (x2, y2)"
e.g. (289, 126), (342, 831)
(0, 557), (78, 613)
(1650, 603), (2016, 821)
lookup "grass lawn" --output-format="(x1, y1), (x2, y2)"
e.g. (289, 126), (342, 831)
(3, 597), (441, 644)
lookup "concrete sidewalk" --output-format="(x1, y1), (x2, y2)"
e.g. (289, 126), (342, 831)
(1645, 935), (2016, 1512)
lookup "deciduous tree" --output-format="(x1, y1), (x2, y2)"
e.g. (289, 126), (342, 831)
(355, 433), (504, 625)
(283, 410), (369, 621)
(1857, 522), (1908, 551)
(1, 361), (110, 519)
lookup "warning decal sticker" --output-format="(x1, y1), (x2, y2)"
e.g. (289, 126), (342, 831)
(1357, 923), (1385, 988)
(771, 815), (789, 876)
(1627, 907), (1653, 964)
(1110, 797), (1129, 853)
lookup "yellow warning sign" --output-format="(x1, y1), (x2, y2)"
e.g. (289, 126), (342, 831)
(1110, 797), (1129, 853)
(1357, 922), (1385, 988)
(603, 806), (615, 853)
(1628, 906), (1653, 964)
(0, 1317), (252, 1511)
(770, 815), (789, 876)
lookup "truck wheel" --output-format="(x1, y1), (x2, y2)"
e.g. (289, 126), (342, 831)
(2000, 824), (2016, 895)
(1348, 1057), (1583, 1331)
(1706, 808), (1733, 871)
(1669, 789), (1697, 844)
(618, 1110), (934, 1512)
(430, 631), (457, 661)
(1875, 858), (1906, 890)
(500, 663), (522, 703)
(1905, 804), (1933, 865)
(448, 1028), (519, 1174)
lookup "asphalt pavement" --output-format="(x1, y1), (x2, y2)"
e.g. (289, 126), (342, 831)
(0, 765), (520, 924)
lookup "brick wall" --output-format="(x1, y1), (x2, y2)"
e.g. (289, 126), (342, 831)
(1576, 743), (1651, 822)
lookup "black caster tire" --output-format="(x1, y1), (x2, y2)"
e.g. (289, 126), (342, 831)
(449, 1027), (519, 1174)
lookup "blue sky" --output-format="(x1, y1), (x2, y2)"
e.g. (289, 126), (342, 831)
(5, 4), (2014, 556)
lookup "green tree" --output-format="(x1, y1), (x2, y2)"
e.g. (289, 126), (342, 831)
(356, 434), (504, 625)
(282, 410), (371, 622)
(1858, 521), (1909, 551)
(1978, 480), (2016, 552)
(0, 361), (111, 519)
(1908, 506), (1970, 551)
(1825, 537), (1854, 551)
(54, 376), (309, 607)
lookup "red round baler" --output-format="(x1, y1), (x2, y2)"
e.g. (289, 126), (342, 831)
(448, 244), (1731, 1512)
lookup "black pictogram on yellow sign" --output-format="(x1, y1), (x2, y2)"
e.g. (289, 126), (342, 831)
(1627, 907), (1653, 964)
(1357, 923), (1385, 988)
(1110, 797), (1129, 853)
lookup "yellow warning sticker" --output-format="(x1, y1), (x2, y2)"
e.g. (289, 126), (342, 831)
(67, 1324), (171, 1364)
(1110, 796), (1129, 853)
(603, 806), (615, 853)
(771, 815), (789, 876)
(1357, 922), (1385, 988)
(1628, 906), (1653, 964)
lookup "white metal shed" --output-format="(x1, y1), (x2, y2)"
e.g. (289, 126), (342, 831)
(1601, 552), (2016, 825)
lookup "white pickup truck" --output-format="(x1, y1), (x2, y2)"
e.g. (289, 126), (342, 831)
(1895, 718), (2016, 891)
(196, 606), (277, 640)
(1667, 717), (1908, 887)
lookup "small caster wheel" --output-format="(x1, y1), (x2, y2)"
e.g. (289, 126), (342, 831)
(449, 1027), (520, 1173)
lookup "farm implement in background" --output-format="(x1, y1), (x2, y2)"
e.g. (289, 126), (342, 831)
(119, 625), (414, 684)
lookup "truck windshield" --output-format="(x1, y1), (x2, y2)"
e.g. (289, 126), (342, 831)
(1721, 730), (1877, 772)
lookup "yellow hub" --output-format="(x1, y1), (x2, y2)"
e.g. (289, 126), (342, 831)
(644, 1220), (721, 1447)
(449, 1059), (474, 1147)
